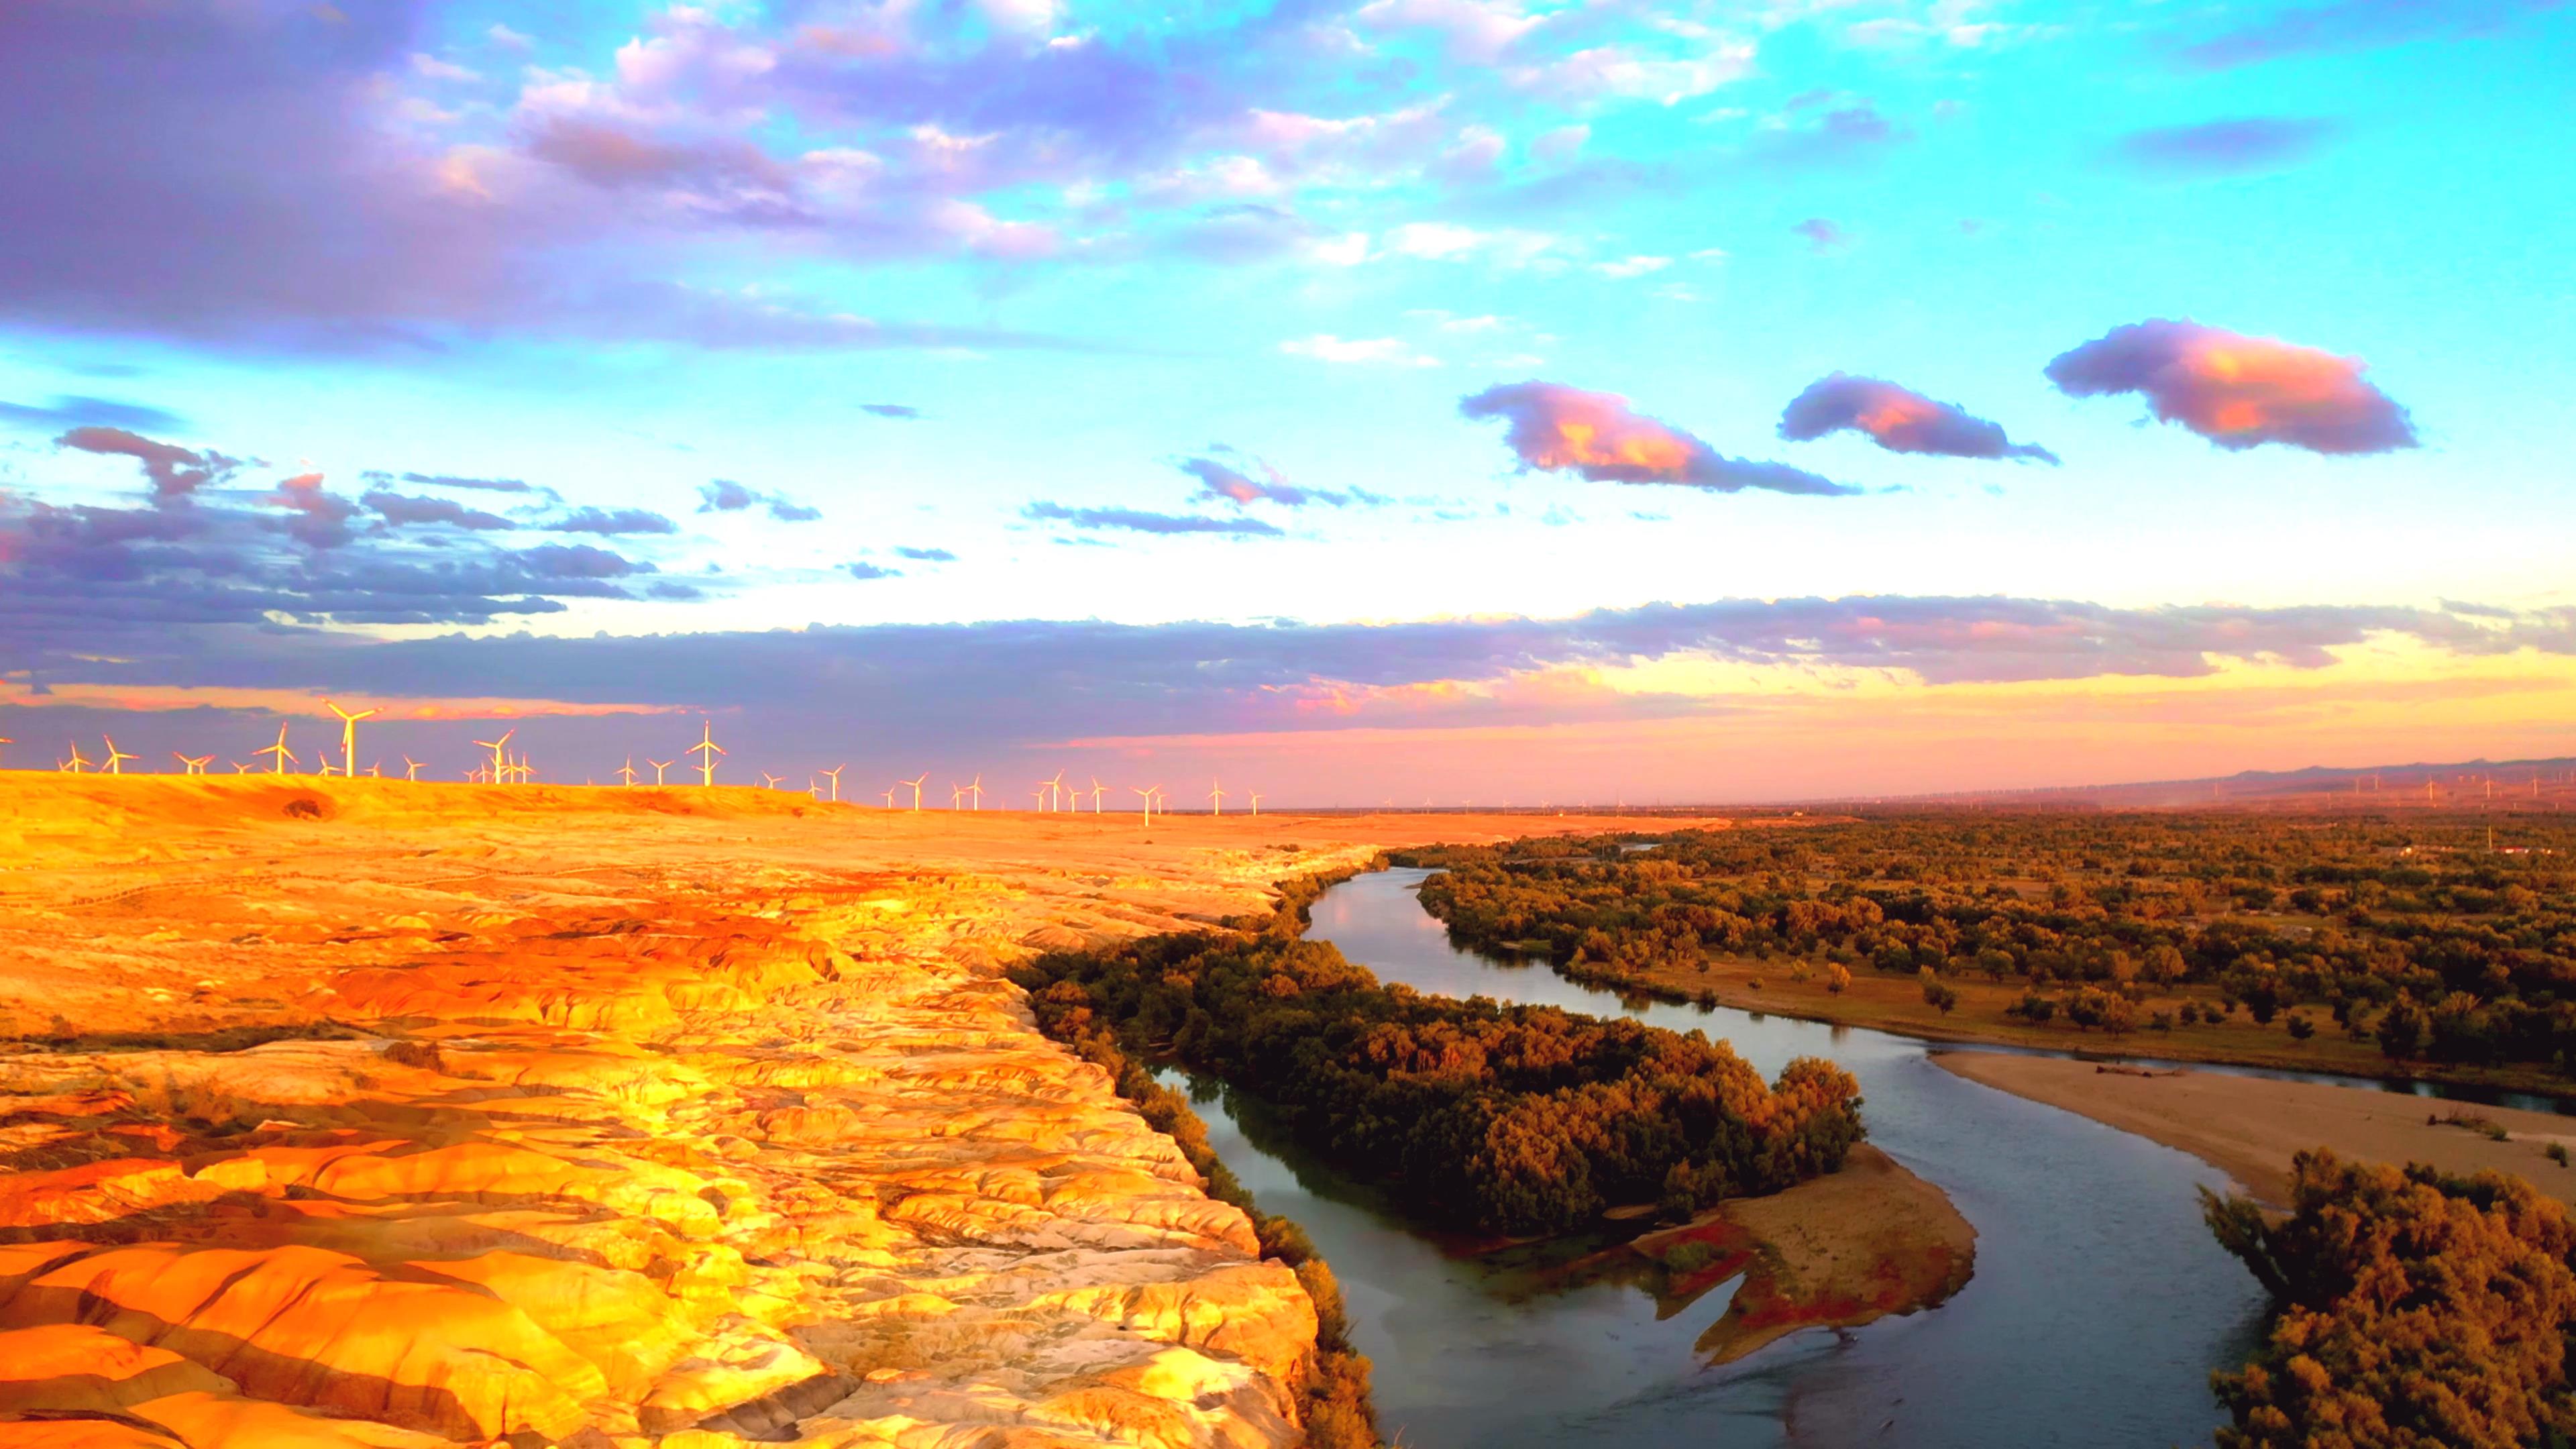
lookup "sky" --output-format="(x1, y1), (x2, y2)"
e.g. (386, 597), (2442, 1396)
(3, 0), (2571, 804)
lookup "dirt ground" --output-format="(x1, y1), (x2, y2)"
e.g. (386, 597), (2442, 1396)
(1934, 1051), (2576, 1208)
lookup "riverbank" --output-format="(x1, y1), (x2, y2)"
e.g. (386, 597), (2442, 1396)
(0, 773), (1688, 1448)
(1934, 1052), (2576, 1207)
(1627, 1143), (1977, 1365)
(1585, 949), (2576, 1100)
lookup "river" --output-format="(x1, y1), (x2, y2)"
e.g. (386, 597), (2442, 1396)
(1176, 866), (2276, 1448)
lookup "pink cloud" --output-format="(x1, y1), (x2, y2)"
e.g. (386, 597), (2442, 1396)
(1460, 381), (1853, 494)
(2046, 319), (2416, 455)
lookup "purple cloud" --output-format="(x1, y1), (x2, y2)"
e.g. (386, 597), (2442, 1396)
(1792, 218), (1849, 253)
(12, 598), (2569, 777)
(2112, 117), (2341, 176)
(513, 543), (646, 579)
(1779, 375), (2059, 464)
(374, 471), (537, 494)
(844, 561), (902, 580)
(1023, 502), (1285, 536)
(55, 426), (241, 504)
(1754, 102), (1912, 169)
(2046, 319), (2418, 455)
(0, 396), (184, 433)
(363, 490), (519, 530)
(894, 546), (957, 561)
(1460, 382), (1854, 496)
(2171, 0), (2565, 70)
(1180, 452), (1382, 509)
(698, 479), (821, 522)
(266, 471), (359, 549)
(861, 404), (922, 419)
(551, 507), (679, 536)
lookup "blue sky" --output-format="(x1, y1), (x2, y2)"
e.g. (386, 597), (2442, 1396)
(1, 0), (2570, 800)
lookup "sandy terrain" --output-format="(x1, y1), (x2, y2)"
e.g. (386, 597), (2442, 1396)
(1624, 1144), (1976, 1365)
(0, 773), (1717, 1448)
(1934, 1052), (2576, 1208)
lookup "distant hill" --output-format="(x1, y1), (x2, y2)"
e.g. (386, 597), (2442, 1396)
(1853, 756), (2576, 813)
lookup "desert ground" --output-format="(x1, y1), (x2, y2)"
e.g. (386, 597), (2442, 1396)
(1935, 1052), (2576, 1208)
(0, 773), (1732, 1449)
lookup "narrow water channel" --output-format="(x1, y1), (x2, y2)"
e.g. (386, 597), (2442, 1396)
(1183, 867), (2279, 1448)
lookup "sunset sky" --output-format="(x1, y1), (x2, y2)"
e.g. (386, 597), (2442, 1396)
(3, 0), (2570, 802)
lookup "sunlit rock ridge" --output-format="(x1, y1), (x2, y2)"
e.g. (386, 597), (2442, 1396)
(0, 778), (1633, 1448)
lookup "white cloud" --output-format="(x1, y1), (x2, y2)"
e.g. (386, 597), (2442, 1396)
(411, 52), (481, 82)
(1509, 42), (1754, 105)
(1280, 334), (1442, 366)
(1354, 0), (1546, 60)
(1593, 254), (1672, 278)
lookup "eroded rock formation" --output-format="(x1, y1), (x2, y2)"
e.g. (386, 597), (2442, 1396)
(0, 778), (1666, 1448)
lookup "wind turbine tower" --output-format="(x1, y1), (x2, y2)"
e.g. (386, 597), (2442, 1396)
(903, 773), (928, 811)
(688, 721), (724, 786)
(323, 700), (376, 778)
(821, 765), (845, 802)
(100, 738), (138, 775)
(473, 728), (515, 786)
(253, 723), (297, 776)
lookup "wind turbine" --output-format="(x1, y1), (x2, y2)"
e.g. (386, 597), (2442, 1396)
(967, 775), (984, 810)
(649, 758), (674, 785)
(759, 771), (785, 790)
(1208, 780), (1226, 816)
(1248, 792), (1263, 816)
(402, 756), (423, 782)
(230, 761), (251, 773)
(688, 721), (723, 786)
(617, 757), (638, 787)
(99, 737), (138, 775)
(253, 723), (297, 776)
(364, 760), (382, 779)
(60, 741), (91, 773)
(820, 765), (845, 802)
(473, 728), (515, 786)
(1032, 786), (1049, 810)
(902, 773), (928, 810)
(1045, 771), (1067, 812)
(952, 781), (967, 809)
(1132, 784), (1155, 826)
(880, 784), (897, 808)
(1089, 777), (1108, 812)
(323, 700), (376, 777)
(173, 752), (213, 775)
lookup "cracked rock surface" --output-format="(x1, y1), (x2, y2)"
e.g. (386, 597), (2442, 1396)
(0, 776), (1670, 1448)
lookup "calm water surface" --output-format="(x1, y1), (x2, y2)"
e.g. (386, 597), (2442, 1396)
(1185, 867), (2281, 1448)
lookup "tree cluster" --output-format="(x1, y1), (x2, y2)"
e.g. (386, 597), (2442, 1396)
(1012, 891), (1865, 1237)
(2204, 1150), (2576, 1448)
(1399, 814), (2576, 1072)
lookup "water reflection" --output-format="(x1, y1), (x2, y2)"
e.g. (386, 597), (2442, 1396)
(1182, 867), (2275, 1448)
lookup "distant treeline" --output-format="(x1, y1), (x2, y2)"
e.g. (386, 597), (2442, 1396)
(1010, 871), (1864, 1238)
(1397, 813), (2576, 1073)
(2204, 1150), (2576, 1446)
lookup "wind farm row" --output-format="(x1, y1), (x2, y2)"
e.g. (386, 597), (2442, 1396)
(6, 712), (1268, 816)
